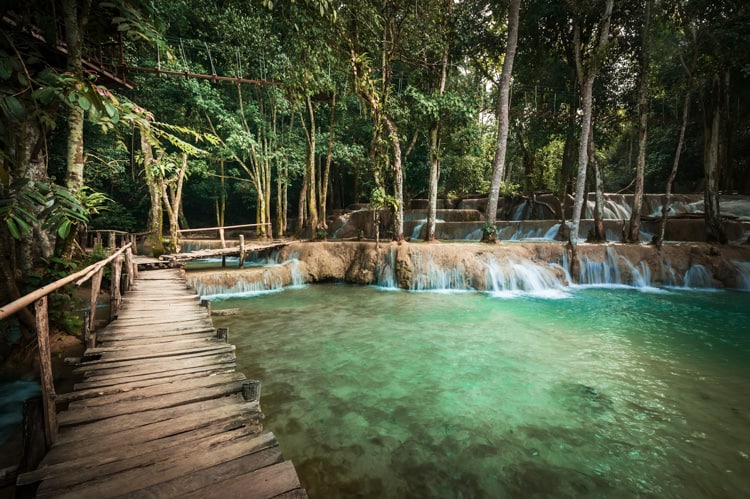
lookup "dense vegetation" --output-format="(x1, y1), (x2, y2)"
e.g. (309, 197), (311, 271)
(1, 1), (749, 340)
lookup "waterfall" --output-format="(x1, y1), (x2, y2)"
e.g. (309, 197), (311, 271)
(190, 253), (305, 299)
(578, 247), (622, 285)
(483, 255), (568, 298)
(376, 249), (398, 289)
(683, 264), (714, 289)
(660, 258), (680, 287)
(410, 219), (445, 240)
(287, 257), (305, 287)
(733, 260), (750, 290)
(410, 252), (468, 291)
(620, 256), (652, 288)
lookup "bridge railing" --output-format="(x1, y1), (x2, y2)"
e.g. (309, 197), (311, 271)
(0, 243), (136, 448)
(178, 223), (272, 248)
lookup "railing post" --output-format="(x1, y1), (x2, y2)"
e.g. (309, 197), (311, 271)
(123, 247), (134, 292)
(108, 231), (116, 249)
(34, 297), (57, 447)
(89, 268), (103, 346)
(110, 255), (123, 320)
(239, 234), (245, 269)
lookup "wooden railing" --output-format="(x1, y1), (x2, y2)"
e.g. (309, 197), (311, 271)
(178, 223), (272, 248)
(0, 243), (136, 448)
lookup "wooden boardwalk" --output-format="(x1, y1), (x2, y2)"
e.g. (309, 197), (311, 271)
(159, 240), (292, 265)
(17, 266), (306, 498)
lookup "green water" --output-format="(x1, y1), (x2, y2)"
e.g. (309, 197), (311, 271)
(212, 285), (750, 498)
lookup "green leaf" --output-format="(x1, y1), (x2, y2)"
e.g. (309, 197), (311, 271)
(6, 218), (20, 239)
(78, 94), (92, 111)
(57, 219), (71, 239)
(0, 58), (11, 80)
(0, 96), (27, 121)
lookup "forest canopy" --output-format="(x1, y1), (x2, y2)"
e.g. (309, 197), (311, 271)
(1, 0), (750, 313)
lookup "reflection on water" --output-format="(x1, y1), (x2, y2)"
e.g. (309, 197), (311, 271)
(213, 285), (750, 498)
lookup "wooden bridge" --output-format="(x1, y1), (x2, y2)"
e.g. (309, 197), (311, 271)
(14, 260), (306, 497)
(159, 236), (293, 268)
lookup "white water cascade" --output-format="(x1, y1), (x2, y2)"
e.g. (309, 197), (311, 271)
(409, 252), (469, 291)
(733, 260), (750, 290)
(376, 249), (398, 288)
(483, 255), (568, 297)
(682, 264), (714, 289)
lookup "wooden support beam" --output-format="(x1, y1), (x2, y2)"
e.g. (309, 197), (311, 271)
(239, 235), (245, 269)
(110, 255), (123, 321)
(88, 268), (103, 345)
(35, 297), (57, 447)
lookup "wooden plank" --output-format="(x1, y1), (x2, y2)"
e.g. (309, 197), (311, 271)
(54, 394), (248, 446)
(57, 381), (246, 426)
(66, 372), (246, 410)
(73, 362), (236, 391)
(124, 446), (284, 498)
(59, 370), (244, 405)
(182, 461), (303, 499)
(97, 326), (216, 341)
(74, 344), (234, 370)
(83, 337), (222, 356)
(73, 352), (236, 381)
(37, 431), (278, 498)
(47, 401), (260, 465)
(22, 404), (262, 483)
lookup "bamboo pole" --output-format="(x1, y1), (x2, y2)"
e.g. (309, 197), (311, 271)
(34, 297), (57, 447)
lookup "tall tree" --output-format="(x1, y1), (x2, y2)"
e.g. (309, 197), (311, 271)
(626, 0), (653, 243)
(569, 0), (615, 250)
(483, 0), (521, 242)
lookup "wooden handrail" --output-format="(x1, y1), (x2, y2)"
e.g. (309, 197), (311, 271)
(177, 223), (271, 234)
(0, 242), (135, 448)
(0, 243), (132, 321)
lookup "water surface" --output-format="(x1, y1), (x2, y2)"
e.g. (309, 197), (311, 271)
(213, 285), (750, 498)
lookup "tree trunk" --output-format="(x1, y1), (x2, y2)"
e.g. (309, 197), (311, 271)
(321, 93), (336, 230)
(627, 0), (652, 243)
(569, 0), (614, 248)
(140, 130), (164, 257)
(657, 84), (692, 248)
(382, 116), (404, 241)
(61, 0), (91, 195)
(590, 125), (606, 242)
(703, 73), (727, 244)
(483, 0), (521, 242)
(305, 96), (318, 236)
(161, 152), (187, 253)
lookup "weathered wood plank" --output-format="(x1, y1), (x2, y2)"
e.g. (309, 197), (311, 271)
(45, 401), (260, 467)
(57, 381), (245, 426)
(37, 431), (279, 498)
(182, 461), (303, 499)
(66, 372), (246, 410)
(53, 394), (248, 446)
(72, 362), (236, 391)
(83, 337), (223, 356)
(74, 353), (236, 382)
(74, 344), (234, 371)
(22, 405), (262, 484)
(59, 371), (245, 406)
(122, 446), (284, 499)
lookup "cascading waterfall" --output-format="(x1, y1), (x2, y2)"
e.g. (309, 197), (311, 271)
(660, 258), (680, 287)
(578, 246), (623, 285)
(732, 260), (750, 290)
(191, 253), (305, 299)
(410, 219), (445, 240)
(483, 255), (567, 297)
(410, 252), (468, 291)
(620, 256), (652, 288)
(683, 264), (714, 289)
(375, 249), (397, 288)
